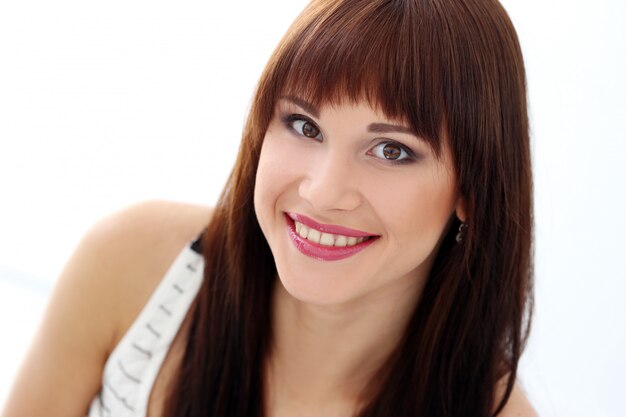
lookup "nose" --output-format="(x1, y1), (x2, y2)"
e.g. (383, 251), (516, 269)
(298, 151), (362, 212)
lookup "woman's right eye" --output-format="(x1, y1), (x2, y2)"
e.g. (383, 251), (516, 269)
(285, 115), (322, 140)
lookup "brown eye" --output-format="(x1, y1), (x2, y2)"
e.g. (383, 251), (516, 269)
(382, 143), (402, 160)
(289, 117), (322, 140)
(302, 121), (320, 138)
(369, 141), (413, 164)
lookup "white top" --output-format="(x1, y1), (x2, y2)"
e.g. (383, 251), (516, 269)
(86, 241), (204, 417)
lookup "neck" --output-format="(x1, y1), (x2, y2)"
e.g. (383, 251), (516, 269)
(265, 277), (424, 416)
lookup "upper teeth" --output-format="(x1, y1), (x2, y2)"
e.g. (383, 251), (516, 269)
(295, 221), (367, 247)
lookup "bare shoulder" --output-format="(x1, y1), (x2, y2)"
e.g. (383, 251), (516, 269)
(497, 380), (539, 417)
(84, 200), (213, 344)
(1, 200), (212, 417)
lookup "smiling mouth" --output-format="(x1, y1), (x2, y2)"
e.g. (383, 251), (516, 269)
(294, 221), (372, 247)
(284, 213), (378, 261)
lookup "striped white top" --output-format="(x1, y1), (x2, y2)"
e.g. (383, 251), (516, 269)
(86, 241), (204, 417)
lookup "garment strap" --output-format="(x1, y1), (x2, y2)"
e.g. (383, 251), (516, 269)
(190, 229), (205, 254)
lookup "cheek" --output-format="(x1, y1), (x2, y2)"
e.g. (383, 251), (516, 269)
(368, 168), (457, 247)
(254, 142), (277, 229)
(254, 136), (300, 229)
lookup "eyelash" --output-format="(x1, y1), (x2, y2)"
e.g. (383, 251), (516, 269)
(369, 142), (417, 165)
(283, 113), (323, 140)
(280, 113), (418, 166)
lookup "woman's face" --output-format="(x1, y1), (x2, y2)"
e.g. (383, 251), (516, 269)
(254, 96), (464, 306)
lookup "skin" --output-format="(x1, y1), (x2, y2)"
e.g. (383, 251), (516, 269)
(2, 110), (537, 416)
(0, 201), (212, 417)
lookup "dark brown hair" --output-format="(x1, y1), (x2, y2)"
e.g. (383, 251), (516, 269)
(165, 0), (533, 416)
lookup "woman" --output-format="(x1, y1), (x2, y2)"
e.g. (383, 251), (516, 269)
(2, 0), (536, 416)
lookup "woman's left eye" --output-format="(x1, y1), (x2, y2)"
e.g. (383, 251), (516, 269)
(369, 142), (414, 163)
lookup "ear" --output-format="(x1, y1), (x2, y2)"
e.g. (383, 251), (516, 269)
(455, 196), (467, 223)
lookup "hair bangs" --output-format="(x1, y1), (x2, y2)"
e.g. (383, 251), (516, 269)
(266, 0), (448, 155)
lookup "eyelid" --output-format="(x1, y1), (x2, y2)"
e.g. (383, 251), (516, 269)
(369, 139), (420, 165)
(282, 113), (323, 140)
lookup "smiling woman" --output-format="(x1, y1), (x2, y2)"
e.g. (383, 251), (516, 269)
(2, 0), (535, 416)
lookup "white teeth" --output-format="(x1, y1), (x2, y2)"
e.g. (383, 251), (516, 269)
(294, 221), (370, 247)
(320, 232), (334, 246)
(307, 228), (321, 244)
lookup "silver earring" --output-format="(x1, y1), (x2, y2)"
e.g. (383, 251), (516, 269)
(455, 223), (467, 243)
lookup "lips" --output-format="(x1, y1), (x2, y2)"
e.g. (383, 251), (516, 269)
(284, 212), (378, 261)
(287, 212), (374, 238)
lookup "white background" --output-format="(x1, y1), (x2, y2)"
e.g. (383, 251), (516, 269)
(1, 0), (625, 415)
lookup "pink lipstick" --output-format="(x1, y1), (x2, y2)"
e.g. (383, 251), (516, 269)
(284, 212), (378, 261)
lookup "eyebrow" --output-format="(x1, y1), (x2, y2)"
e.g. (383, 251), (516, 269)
(280, 95), (320, 118)
(367, 123), (414, 135)
(279, 95), (416, 136)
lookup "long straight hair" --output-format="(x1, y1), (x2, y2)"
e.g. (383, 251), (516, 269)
(164, 0), (533, 416)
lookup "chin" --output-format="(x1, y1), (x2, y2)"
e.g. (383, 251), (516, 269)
(274, 262), (367, 306)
